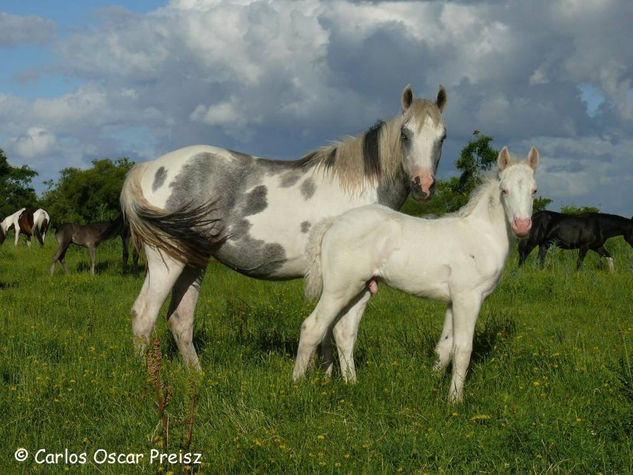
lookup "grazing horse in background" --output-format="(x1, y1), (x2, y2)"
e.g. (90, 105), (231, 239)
(0, 208), (51, 247)
(121, 84), (448, 369)
(294, 147), (540, 403)
(518, 211), (633, 271)
(50, 214), (140, 276)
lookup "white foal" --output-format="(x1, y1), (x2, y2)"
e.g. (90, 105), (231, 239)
(294, 146), (540, 403)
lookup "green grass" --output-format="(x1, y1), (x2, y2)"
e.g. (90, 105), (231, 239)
(1, 237), (633, 473)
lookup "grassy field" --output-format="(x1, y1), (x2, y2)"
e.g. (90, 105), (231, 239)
(1, 236), (633, 473)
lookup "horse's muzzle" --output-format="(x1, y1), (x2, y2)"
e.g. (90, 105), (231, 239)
(411, 175), (435, 201)
(512, 218), (532, 237)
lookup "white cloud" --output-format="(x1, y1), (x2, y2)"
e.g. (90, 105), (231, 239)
(0, 12), (56, 46)
(11, 127), (56, 159)
(0, 0), (632, 214)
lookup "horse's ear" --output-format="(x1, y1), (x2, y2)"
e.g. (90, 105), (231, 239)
(436, 85), (447, 112)
(401, 84), (413, 112)
(497, 146), (511, 170)
(527, 146), (540, 170)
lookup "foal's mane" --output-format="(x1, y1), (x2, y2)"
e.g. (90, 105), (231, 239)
(452, 175), (501, 218)
(292, 99), (440, 191)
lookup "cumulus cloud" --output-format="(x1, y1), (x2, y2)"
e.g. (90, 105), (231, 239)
(0, 12), (57, 46)
(11, 127), (56, 159)
(0, 0), (632, 213)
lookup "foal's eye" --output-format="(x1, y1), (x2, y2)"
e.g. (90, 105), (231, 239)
(502, 188), (509, 196)
(532, 188), (538, 195)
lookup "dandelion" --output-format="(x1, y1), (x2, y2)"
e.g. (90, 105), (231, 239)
(317, 434), (325, 440)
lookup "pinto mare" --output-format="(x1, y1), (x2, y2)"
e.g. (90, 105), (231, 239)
(0, 208), (50, 246)
(50, 215), (140, 276)
(121, 85), (447, 369)
(293, 147), (540, 403)
(518, 211), (633, 271)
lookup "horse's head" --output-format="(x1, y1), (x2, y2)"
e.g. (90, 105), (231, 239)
(498, 146), (540, 237)
(400, 84), (447, 201)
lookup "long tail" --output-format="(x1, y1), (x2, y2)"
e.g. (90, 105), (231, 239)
(304, 217), (337, 300)
(120, 163), (224, 268)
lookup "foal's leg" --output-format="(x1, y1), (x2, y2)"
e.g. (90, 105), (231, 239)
(293, 287), (359, 381)
(433, 305), (454, 373)
(166, 266), (206, 370)
(331, 290), (371, 382)
(131, 246), (185, 357)
(448, 292), (483, 404)
(594, 245), (614, 272)
(50, 241), (70, 276)
(88, 245), (97, 275)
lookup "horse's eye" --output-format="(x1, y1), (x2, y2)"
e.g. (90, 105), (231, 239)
(401, 131), (409, 142)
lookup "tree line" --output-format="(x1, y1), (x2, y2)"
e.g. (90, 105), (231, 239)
(0, 134), (598, 225)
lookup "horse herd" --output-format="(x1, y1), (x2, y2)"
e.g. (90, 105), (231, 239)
(3, 85), (633, 403)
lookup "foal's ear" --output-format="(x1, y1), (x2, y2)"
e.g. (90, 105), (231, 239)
(527, 146), (540, 170)
(497, 146), (511, 170)
(436, 85), (447, 112)
(401, 84), (413, 112)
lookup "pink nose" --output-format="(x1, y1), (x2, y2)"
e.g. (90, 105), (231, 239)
(512, 218), (532, 237)
(413, 174), (435, 195)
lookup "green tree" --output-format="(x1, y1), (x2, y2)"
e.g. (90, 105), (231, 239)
(0, 148), (38, 217)
(40, 158), (134, 224)
(560, 204), (600, 215)
(533, 196), (553, 213)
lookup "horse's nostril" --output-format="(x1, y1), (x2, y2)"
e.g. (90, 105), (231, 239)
(414, 176), (421, 185)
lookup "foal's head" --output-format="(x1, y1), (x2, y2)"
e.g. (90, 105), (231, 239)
(498, 146), (540, 237)
(400, 84), (447, 201)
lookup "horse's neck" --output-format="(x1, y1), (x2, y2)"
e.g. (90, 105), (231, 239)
(600, 215), (630, 238)
(466, 183), (512, 248)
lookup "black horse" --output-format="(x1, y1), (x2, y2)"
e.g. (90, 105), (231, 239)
(518, 211), (633, 271)
(50, 214), (139, 276)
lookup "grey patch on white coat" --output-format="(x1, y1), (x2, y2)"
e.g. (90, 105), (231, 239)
(300, 178), (316, 200)
(152, 167), (168, 191)
(301, 221), (311, 233)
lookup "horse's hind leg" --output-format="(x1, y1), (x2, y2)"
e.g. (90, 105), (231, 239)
(131, 246), (185, 357)
(331, 290), (371, 382)
(50, 241), (70, 276)
(88, 245), (97, 275)
(166, 266), (206, 370)
(293, 287), (360, 381)
(594, 246), (614, 272)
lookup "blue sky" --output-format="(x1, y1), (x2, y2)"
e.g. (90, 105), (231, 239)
(1, 0), (632, 214)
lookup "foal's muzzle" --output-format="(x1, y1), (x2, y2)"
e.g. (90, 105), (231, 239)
(512, 218), (532, 237)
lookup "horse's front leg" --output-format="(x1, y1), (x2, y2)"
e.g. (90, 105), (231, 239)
(89, 246), (97, 275)
(576, 248), (588, 270)
(448, 292), (482, 404)
(433, 305), (453, 373)
(13, 225), (20, 247)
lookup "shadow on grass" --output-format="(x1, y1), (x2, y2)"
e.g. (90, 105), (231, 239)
(0, 281), (19, 290)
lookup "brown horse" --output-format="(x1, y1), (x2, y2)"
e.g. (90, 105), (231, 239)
(50, 214), (139, 276)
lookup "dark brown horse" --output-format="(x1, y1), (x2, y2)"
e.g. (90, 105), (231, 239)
(518, 211), (633, 271)
(50, 214), (139, 276)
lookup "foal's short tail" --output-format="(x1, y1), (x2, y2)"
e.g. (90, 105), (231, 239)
(120, 163), (224, 268)
(304, 217), (337, 300)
